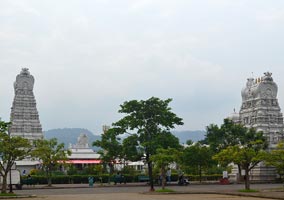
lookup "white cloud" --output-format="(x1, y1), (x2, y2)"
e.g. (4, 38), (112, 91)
(1, 0), (284, 132)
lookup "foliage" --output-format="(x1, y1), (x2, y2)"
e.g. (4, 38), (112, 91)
(0, 120), (32, 193)
(181, 142), (216, 182)
(93, 128), (123, 174)
(151, 148), (180, 189)
(263, 142), (284, 180)
(95, 97), (183, 191)
(31, 138), (71, 186)
(203, 118), (247, 153)
(213, 127), (267, 190)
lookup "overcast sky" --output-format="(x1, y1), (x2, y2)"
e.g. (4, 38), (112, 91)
(1, 0), (284, 135)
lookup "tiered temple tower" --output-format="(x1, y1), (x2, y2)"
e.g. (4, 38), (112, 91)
(10, 68), (43, 142)
(229, 72), (284, 181)
(239, 72), (284, 148)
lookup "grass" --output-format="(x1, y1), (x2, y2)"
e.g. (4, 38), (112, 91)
(155, 188), (175, 193)
(238, 189), (259, 193)
(0, 193), (17, 196)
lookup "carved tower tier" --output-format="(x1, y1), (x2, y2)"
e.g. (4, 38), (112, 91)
(240, 72), (284, 148)
(10, 68), (43, 141)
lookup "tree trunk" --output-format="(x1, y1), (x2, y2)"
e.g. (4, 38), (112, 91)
(1, 174), (8, 193)
(161, 167), (166, 190)
(146, 153), (155, 191)
(47, 169), (52, 187)
(199, 165), (202, 183)
(237, 164), (242, 183)
(244, 168), (250, 190)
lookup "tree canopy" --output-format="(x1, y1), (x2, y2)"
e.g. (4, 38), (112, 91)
(32, 138), (70, 186)
(213, 127), (267, 190)
(181, 142), (215, 182)
(0, 120), (32, 193)
(97, 97), (183, 191)
(150, 148), (180, 189)
(264, 142), (284, 180)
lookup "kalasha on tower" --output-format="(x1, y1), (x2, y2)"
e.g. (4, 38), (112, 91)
(9, 68), (43, 142)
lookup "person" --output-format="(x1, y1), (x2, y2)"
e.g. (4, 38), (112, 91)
(114, 172), (121, 185)
(178, 168), (184, 185)
(166, 168), (171, 183)
(88, 176), (94, 187)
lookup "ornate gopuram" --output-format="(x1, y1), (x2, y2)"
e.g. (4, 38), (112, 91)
(229, 72), (284, 182)
(10, 68), (43, 142)
(240, 72), (284, 148)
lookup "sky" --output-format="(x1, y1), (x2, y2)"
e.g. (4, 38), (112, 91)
(1, 0), (284, 135)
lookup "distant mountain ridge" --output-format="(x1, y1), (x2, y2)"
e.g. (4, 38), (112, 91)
(172, 130), (205, 144)
(43, 128), (206, 149)
(43, 128), (101, 150)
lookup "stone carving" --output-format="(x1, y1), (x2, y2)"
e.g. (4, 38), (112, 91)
(239, 72), (283, 148)
(10, 68), (43, 141)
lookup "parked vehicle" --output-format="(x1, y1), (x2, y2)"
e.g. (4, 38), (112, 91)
(0, 169), (22, 189)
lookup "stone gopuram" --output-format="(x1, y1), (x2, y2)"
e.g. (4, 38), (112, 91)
(239, 72), (284, 148)
(229, 72), (284, 182)
(9, 68), (43, 142)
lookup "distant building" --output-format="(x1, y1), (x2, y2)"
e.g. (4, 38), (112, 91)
(66, 133), (101, 169)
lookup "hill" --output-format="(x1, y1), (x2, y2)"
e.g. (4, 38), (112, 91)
(172, 130), (206, 144)
(44, 128), (206, 149)
(43, 128), (101, 150)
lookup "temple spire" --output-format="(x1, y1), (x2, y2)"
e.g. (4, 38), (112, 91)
(10, 68), (43, 141)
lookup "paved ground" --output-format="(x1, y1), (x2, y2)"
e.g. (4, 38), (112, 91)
(5, 182), (284, 200)
(21, 193), (280, 200)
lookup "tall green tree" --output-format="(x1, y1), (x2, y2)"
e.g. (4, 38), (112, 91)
(111, 97), (183, 191)
(0, 120), (32, 193)
(150, 148), (180, 189)
(203, 118), (247, 153)
(213, 128), (267, 190)
(181, 142), (215, 182)
(203, 119), (252, 180)
(264, 142), (284, 180)
(93, 128), (123, 174)
(32, 138), (70, 186)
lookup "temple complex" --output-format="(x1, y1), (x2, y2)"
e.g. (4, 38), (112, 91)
(228, 72), (284, 181)
(9, 68), (43, 142)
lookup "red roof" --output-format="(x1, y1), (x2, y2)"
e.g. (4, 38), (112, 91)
(64, 160), (101, 164)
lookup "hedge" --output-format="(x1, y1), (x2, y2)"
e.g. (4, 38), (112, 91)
(21, 174), (222, 185)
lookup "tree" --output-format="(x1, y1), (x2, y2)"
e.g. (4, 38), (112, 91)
(93, 128), (123, 174)
(203, 119), (253, 180)
(213, 128), (267, 190)
(203, 118), (247, 153)
(111, 97), (183, 191)
(264, 142), (284, 180)
(150, 148), (180, 189)
(32, 138), (70, 186)
(181, 142), (215, 182)
(0, 120), (32, 193)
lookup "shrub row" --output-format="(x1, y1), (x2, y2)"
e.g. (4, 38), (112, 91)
(21, 174), (222, 185)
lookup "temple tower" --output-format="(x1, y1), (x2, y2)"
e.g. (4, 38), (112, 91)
(9, 68), (43, 142)
(229, 72), (284, 182)
(239, 72), (284, 148)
